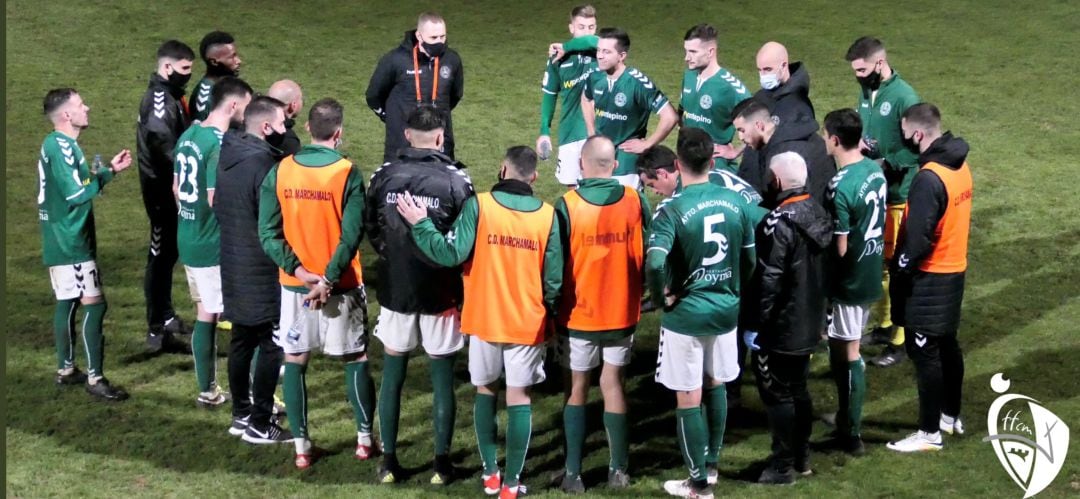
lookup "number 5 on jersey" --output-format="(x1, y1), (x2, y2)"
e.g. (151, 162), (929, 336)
(702, 213), (729, 265)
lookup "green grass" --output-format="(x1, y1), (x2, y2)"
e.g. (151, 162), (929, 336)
(6, 0), (1080, 497)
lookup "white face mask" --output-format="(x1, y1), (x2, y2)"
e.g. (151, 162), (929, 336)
(760, 72), (781, 90)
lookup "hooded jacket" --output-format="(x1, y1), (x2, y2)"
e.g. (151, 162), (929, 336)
(213, 130), (282, 325)
(365, 147), (474, 314)
(753, 189), (833, 355)
(754, 61), (815, 125)
(136, 73), (190, 184)
(738, 117), (837, 209)
(890, 132), (971, 336)
(365, 30), (464, 163)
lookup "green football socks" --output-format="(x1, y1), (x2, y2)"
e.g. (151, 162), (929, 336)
(283, 362), (309, 440)
(345, 360), (375, 434)
(703, 384), (727, 465)
(563, 404), (586, 475)
(191, 320), (215, 392)
(81, 301), (107, 379)
(474, 393), (499, 474)
(53, 299), (78, 371)
(430, 355), (457, 456)
(676, 407), (708, 484)
(505, 404), (532, 488)
(378, 353), (408, 455)
(604, 411), (629, 471)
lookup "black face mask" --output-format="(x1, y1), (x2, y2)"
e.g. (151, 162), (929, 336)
(229, 117), (244, 131)
(266, 129), (286, 148)
(422, 41), (446, 58)
(167, 69), (192, 88)
(856, 67), (883, 91)
(284, 117), (296, 130)
(902, 132), (921, 155)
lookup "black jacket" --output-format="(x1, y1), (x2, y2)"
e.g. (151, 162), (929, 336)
(366, 30), (464, 163)
(754, 189), (832, 355)
(738, 117), (836, 208)
(214, 130), (282, 325)
(754, 61), (815, 124)
(890, 132), (971, 336)
(365, 147), (475, 313)
(136, 73), (189, 185)
(273, 118), (303, 161)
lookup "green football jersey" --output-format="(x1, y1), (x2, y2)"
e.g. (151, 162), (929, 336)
(826, 158), (886, 304)
(679, 68), (751, 172)
(174, 123), (223, 267)
(37, 131), (114, 266)
(584, 66), (669, 176)
(674, 168), (768, 225)
(856, 72), (920, 204)
(541, 51), (596, 145)
(647, 182), (755, 336)
(189, 77), (214, 122)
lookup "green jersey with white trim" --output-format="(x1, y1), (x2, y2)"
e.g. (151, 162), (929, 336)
(37, 131), (115, 266)
(584, 66), (669, 176)
(825, 158), (886, 304)
(674, 167), (769, 225)
(679, 68), (750, 171)
(174, 123), (223, 267)
(188, 77), (214, 122)
(646, 182), (755, 336)
(541, 51), (596, 145)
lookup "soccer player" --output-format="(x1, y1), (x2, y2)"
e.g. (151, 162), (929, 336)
(581, 27), (678, 188)
(215, 96), (293, 443)
(537, 4), (598, 188)
(554, 135), (649, 493)
(886, 103), (972, 452)
(259, 98), (376, 469)
(746, 152), (832, 485)
(267, 79), (305, 159)
(365, 106), (475, 485)
(396, 146), (562, 499)
(136, 39), (195, 352)
(38, 88), (133, 401)
(646, 128), (757, 498)
(845, 36), (922, 367)
(822, 109), (887, 455)
(189, 31), (242, 122)
(679, 24), (751, 173)
(174, 76), (253, 407)
(367, 12), (464, 162)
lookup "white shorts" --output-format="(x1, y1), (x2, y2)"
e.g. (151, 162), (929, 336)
(48, 260), (103, 300)
(612, 173), (641, 189)
(556, 335), (633, 371)
(275, 287), (368, 356)
(468, 336), (546, 387)
(374, 307), (464, 356)
(828, 302), (871, 341)
(655, 327), (740, 391)
(555, 139), (585, 186)
(184, 265), (224, 314)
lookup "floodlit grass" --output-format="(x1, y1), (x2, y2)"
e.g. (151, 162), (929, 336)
(5, 0), (1080, 497)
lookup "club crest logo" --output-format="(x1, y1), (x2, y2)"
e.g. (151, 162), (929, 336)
(614, 92), (627, 107)
(440, 66), (451, 79)
(880, 102), (892, 116)
(699, 94), (713, 110)
(582, 55), (592, 64)
(984, 373), (1070, 498)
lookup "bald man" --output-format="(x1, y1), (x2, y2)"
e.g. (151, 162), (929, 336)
(553, 135), (650, 493)
(754, 42), (814, 124)
(268, 80), (304, 158)
(748, 151), (831, 484)
(366, 11), (464, 162)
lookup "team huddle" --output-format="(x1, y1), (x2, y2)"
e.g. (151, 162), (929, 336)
(35, 5), (974, 499)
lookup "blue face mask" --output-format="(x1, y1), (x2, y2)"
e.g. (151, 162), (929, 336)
(760, 71), (781, 90)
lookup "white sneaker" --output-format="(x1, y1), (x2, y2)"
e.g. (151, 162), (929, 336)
(196, 385), (230, 408)
(940, 415), (965, 435)
(706, 466), (718, 485)
(886, 430), (943, 452)
(663, 478), (713, 498)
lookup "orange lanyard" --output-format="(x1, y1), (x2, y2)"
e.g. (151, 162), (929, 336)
(412, 45), (440, 104)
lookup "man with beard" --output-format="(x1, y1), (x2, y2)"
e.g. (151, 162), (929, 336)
(136, 40), (195, 352)
(190, 31), (243, 122)
(174, 76), (253, 408)
(367, 12), (464, 162)
(268, 79), (304, 159)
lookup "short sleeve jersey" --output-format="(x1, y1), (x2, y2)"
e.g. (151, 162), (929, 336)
(826, 158), (887, 304)
(542, 51), (597, 145)
(174, 123), (224, 267)
(584, 66), (668, 176)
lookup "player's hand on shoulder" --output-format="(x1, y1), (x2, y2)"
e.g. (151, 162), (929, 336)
(619, 139), (649, 155)
(395, 191), (429, 225)
(548, 43), (565, 60)
(713, 143), (743, 160)
(110, 149), (133, 173)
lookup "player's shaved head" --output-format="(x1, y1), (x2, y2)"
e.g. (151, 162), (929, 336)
(769, 152), (807, 190)
(418, 11), (445, 29)
(404, 106), (445, 149)
(580, 135), (617, 178)
(502, 145), (538, 180)
(268, 79), (303, 118)
(901, 102), (941, 132)
(757, 42), (788, 65)
(243, 96), (286, 136)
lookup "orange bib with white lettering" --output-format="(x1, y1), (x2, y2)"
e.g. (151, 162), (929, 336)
(559, 186), (644, 331)
(903, 161), (972, 273)
(461, 192), (554, 345)
(275, 156), (363, 288)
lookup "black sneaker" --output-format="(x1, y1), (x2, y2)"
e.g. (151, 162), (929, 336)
(430, 454), (454, 485)
(560, 472), (585, 493)
(146, 329), (166, 353)
(871, 344), (906, 368)
(228, 415), (250, 436)
(377, 457), (403, 484)
(242, 421), (293, 444)
(86, 377), (129, 401)
(866, 326), (895, 347)
(56, 367), (88, 386)
(757, 465), (795, 485)
(607, 468), (630, 489)
(163, 315), (190, 335)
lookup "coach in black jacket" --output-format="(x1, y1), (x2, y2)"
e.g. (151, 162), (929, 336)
(733, 98), (835, 209)
(364, 106), (473, 478)
(366, 12), (464, 163)
(214, 96), (291, 442)
(746, 152), (832, 485)
(136, 40), (195, 352)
